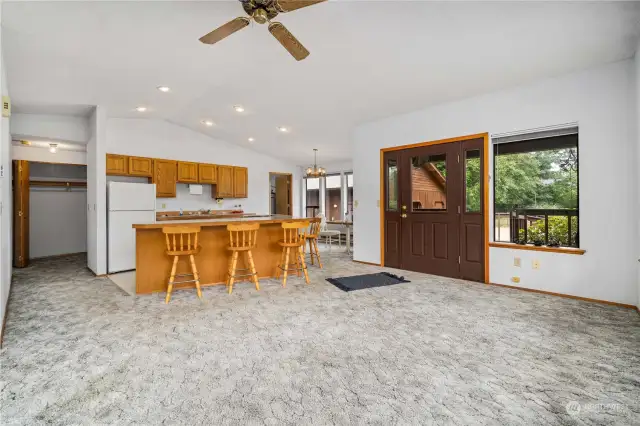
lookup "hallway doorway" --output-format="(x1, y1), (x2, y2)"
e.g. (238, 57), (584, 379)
(269, 172), (292, 216)
(381, 134), (489, 283)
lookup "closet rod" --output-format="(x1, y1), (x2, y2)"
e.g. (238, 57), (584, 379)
(29, 180), (87, 188)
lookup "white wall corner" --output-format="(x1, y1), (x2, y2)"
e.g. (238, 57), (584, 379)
(86, 105), (107, 275)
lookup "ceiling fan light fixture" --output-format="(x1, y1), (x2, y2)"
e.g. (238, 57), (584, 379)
(233, 105), (245, 113)
(201, 120), (215, 127)
(135, 106), (147, 112)
(277, 126), (289, 133)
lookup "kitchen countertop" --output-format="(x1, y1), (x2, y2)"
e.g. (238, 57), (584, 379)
(132, 215), (318, 229)
(156, 212), (257, 221)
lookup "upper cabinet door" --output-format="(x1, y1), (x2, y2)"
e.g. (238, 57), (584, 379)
(233, 166), (248, 198)
(128, 156), (153, 177)
(153, 159), (177, 198)
(106, 154), (128, 176)
(177, 161), (198, 183)
(198, 163), (217, 184)
(215, 165), (234, 198)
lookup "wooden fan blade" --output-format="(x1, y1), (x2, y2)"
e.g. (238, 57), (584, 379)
(199, 17), (250, 45)
(275, 0), (327, 13)
(268, 22), (309, 61)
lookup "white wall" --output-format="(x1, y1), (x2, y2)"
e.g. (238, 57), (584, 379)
(29, 189), (87, 258)
(10, 113), (89, 144)
(353, 60), (637, 305)
(0, 8), (12, 327)
(29, 163), (87, 258)
(106, 118), (301, 216)
(635, 43), (640, 309)
(12, 145), (87, 165)
(86, 106), (107, 275)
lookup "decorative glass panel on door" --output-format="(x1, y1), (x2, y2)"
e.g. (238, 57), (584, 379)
(464, 150), (481, 212)
(410, 154), (447, 211)
(386, 160), (398, 211)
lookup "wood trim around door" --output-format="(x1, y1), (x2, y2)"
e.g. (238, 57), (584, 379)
(269, 172), (293, 216)
(379, 132), (490, 283)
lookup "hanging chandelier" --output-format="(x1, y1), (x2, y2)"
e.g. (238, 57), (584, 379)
(305, 148), (326, 177)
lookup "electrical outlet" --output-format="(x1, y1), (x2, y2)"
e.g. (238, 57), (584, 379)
(514, 257), (521, 267)
(161, 203), (166, 209)
(511, 276), (520, 283)
(376, 200), (380, 207)
(532, 260), (540, 270)
(354, 200), (359, 208)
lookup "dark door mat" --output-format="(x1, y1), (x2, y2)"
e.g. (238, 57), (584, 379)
(326, 272), (410, 292)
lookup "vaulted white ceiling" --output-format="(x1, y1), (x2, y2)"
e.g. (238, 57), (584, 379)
(3, 1), (639, 164)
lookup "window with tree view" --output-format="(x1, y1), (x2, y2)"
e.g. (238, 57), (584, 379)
(494, 131), (579, 248)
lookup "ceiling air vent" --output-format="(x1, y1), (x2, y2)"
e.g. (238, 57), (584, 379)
(2, 96), (10, 117)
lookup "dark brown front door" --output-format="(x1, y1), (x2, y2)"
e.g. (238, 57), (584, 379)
(382, 137), (485, 282)
(382, 152), (402, 269)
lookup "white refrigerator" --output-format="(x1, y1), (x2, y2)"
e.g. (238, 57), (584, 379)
(107, 182), (156, 273)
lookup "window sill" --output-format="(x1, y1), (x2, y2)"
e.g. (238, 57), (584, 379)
(489, 242), (585, 255)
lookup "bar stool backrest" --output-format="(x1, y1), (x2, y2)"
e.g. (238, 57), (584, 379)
(307, 220), (321, 238)
(227, 223), (260, 249)
(163, 226), (201, 253)
(282, 221), (308, 246)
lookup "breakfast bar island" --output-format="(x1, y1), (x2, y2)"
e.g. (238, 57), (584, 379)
(132, 215), (319, 294)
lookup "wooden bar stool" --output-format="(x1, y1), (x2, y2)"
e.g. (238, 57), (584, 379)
(163, 226), (202, 304)
(303, 220), (323, 268)
(226, 223), (260, 294)
(275, 221), (310, 287)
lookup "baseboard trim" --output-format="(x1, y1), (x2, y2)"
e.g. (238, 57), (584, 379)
(0, 276), (14, 349)
(353, 260), (382, 267)
(488, 282), (637, 310)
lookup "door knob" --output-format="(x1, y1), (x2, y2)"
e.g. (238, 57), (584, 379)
(402, 205), (407, 210)
(401, 214), (407, 218)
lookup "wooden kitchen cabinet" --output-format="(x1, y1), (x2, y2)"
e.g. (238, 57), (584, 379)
(128, 156), (153, 177)
(153, 159), (177, 198)
(106, 154), (128, 176)
(233, 166), (248, 198)
(198, 163), (217, 184)
(177, 161), (198, 183)
(214, 165), (234, 198)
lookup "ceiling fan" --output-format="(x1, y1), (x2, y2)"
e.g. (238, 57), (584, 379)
(199, 0), (327, 61)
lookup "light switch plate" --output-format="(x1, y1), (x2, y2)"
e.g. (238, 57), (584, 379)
(532, 260), (540, 270)
(514, 257), (521, 267)
(376, 200), (380, 207)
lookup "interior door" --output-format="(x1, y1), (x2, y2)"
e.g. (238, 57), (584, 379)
(459, 138), (485, 282)
(400, 143), (462, 277)
(383, 151), (402, 268)
(275, 175), (290, 215)
(13, 160), (29, 267)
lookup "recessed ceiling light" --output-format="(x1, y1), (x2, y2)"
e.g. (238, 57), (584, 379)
(49, 143), (58, 154)
(248, 137), (255, 142)
(201, 120), (215, 127)
(233, 105), (245, 113)
(157, 86), (170, 92)
(135, 106), (147, 112)
(277, 126), (289, 133)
